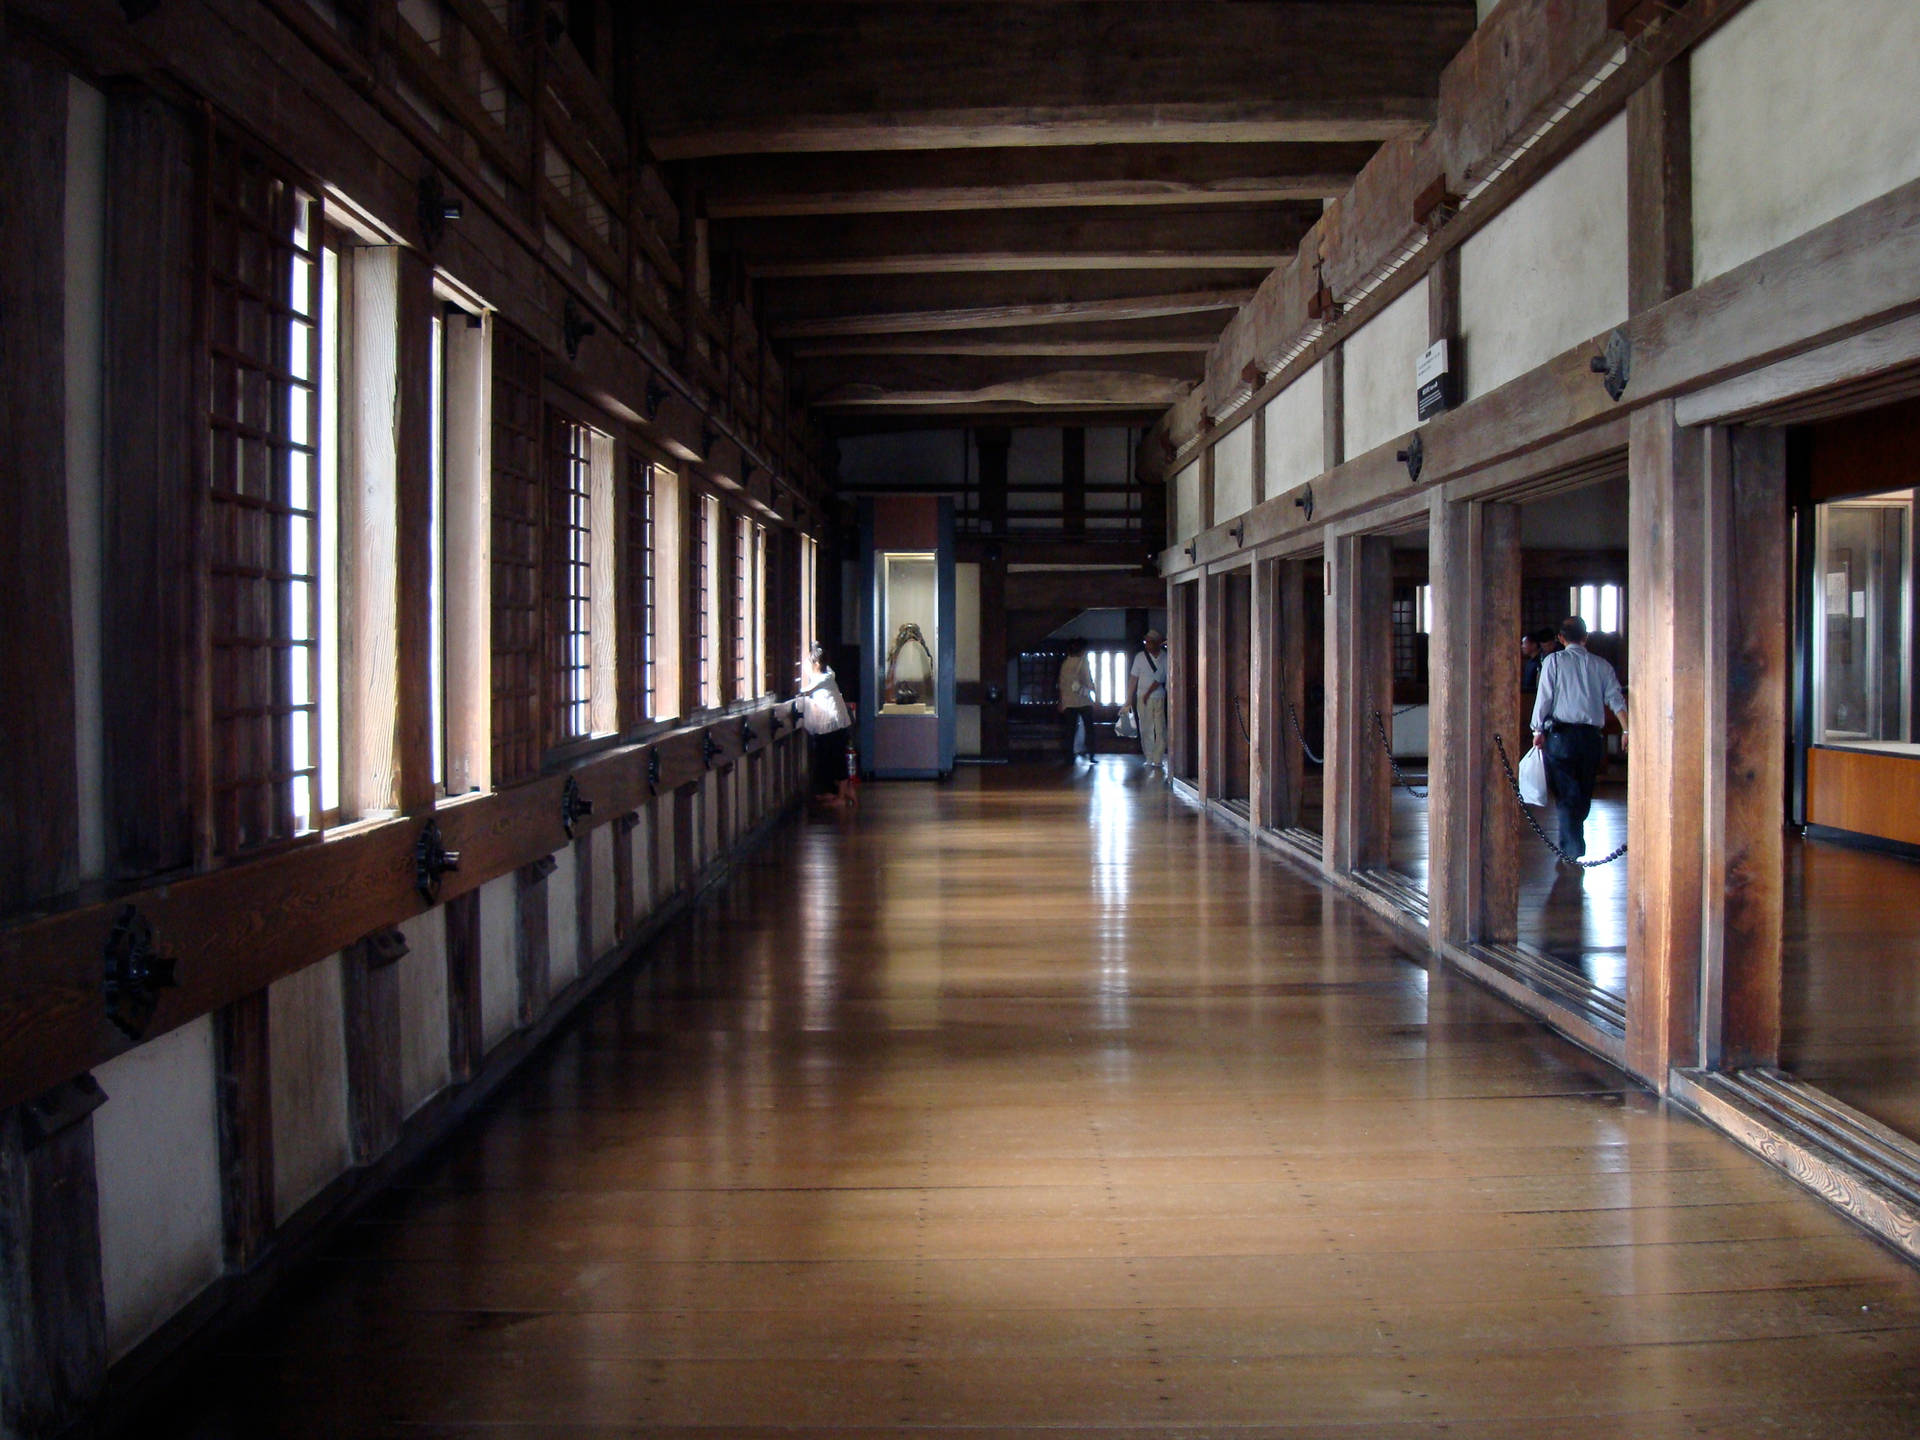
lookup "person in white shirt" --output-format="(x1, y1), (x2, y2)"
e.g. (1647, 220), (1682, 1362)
(1530, 616), (1628, 861)
(1056, 639), (1094, 764)
(1124, 629), (1170, 770)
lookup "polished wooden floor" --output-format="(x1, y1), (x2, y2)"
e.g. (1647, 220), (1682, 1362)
(141, 761), (1920, 1437)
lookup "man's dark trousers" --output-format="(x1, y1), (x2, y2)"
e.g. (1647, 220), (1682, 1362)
(1542, 722), (1606, 857)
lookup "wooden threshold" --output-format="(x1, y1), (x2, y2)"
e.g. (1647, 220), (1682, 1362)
(1259, 825), (1324, 866)
(1442, 940), (1630, 1070)
(1670, 1067), (1920, 1264)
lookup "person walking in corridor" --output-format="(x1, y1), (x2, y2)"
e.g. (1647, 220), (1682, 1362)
(1530, 616), (1627, 862)
(1056, 639), (1095, 763)
(1125, 629), (1170, 771)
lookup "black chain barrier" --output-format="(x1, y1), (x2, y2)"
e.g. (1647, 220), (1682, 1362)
(1371, 710), (1428, 799)
(1285, 701), (1323, 766)
(1233, 695), (1252, 744)
(1491, 732), (1628, 868)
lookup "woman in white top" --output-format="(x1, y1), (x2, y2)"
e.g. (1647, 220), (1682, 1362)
(1124, 629), (1170, 768)
(1056, 639), (1094, 763)
(796, 643), (857, 808)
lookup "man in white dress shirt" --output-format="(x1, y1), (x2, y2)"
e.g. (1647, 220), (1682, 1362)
(1125, 629), (1170, 770)
(1530, 616), (1628, 861)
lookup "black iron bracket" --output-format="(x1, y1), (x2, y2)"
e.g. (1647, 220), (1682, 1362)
(644, 376), (670, 420)
(1590, 328), (1632, 402)
(417, 169), (461, 251)
(1228, 519), (1246, 547)
(561, 774), (594, 838)
(703, 732), (724, 769)
(646, 749), (662, 795)
(740, 717), (757, 751)
(103, 905), (178, 1042)
(1396, 432), (1425, 484)
(1295, 484), (1315, 523)
(414, 818), (461, 904)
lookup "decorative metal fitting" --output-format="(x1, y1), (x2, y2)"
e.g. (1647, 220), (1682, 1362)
(561, 774), (594, 838)
(1396, 432), (1425, 484)
(644, 376), (670, 420)
(1590, 328), (1631, 402)
(1228, 519), (1246, 547)
(1294, 484), (1315, 523)
(646, 748), (662, 795)
(700, 425), (719, 458)
(417, 169), (461, 251)
(563, 296), (595, 363)
(414, 818), (461, 903)
(741, 716), (757, 749)
(1183, 543), (1196, 563)
(104, 905), (178, 1041)
(364, 927), (409, 968)
(703, 731), (724, 769)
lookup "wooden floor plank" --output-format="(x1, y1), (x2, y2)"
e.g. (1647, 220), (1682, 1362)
(136, 761), (1920, 1437)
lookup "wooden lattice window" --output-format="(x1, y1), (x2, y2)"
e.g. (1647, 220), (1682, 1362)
(205, 131), (322, 854)
(730, 514), (751, 701)
(697, 493), (719, 707)
(623, 454), (657, 723)
(490, 322), (544, 785)
(549, 413), (595, 740)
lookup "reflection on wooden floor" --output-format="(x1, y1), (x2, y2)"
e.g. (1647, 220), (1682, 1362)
(1784, 832), (1920, 1145)
(139, 760), (1920, 1437)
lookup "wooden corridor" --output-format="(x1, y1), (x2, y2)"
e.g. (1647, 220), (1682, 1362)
(139, 762), (1920, 1438)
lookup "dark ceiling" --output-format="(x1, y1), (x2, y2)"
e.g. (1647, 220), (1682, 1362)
(630, 2), (1478, 434)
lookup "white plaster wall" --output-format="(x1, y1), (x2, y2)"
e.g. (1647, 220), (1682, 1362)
(590, 824), (616, 958)
(94, 1018), (223, 1359)
(955, 562), (980, 682)
(1173, 462), (1201, 543)
(267, 953), (350, 1223)
(1692, 0), (1920, 284)
(628, 809), (653, 923)
(1086, 426), (1133, 486)
(478, 873), (519, 1051)
(1213, 421), (1255, 521)
(1342, 278), (1429, 461)
(395, 907), (450, 1117)
(1262, 364), (1325, 498)
(547, 845), (580, 992)
(1460, 113), (1628, 400)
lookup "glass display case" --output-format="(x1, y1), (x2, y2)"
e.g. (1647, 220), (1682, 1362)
(878, 551), (939, 714)
(1815, 491), (1912, 748)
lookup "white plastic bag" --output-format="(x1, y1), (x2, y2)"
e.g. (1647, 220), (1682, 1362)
(1517, 745), (1552, 807)
(1115, 708), (1139, 741)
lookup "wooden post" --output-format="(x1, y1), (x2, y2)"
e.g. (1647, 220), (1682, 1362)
(1428, 497), (1520, 948)
(214, 991), (276, 1268)
(1062, 426), (1086, 535)
(1703, 427), (1788, 1070)
(1273, 559), (1308, 831)
(1251, 404), (1269, 506)
(342, 929), (406, 1162)
(1626, 400), (1708, 1089)
(1326, 534), (1393, 874)
(1627, 61), (1692, 313)
(1322, 345), (1346, 473)
(444, 888), (484, 1082)
(0, 43), (78, 913)
(103, 91), (199, 880)
(0, 1078), (108, 1437)
(613, 812), (639, 941)
(395, 248), (437, 813)
(573, 833), (594, 977)
(1195, 570), (1215, 796)
(1248, 559), (1275, 829)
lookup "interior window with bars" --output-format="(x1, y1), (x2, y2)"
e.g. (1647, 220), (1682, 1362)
(626, 455), (658, 721)
(490, 323), (544, 784)
(698, 493), (722, 708)
(555, 417), (595, 740)
(205, 134), (325, 854)
(731, 514), (751, 700)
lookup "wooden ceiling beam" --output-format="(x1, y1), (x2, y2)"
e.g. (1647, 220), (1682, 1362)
(720, 204), (1316, 279)
(801, 353), (1205, 406)
(698, 143), (1377, 219)
(634, 4), (1475, 158)
(769, 288), (1257, 340)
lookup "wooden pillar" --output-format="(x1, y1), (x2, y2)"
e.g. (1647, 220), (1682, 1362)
(0, 42), (78, 913)
(395, 248), (437, 812)
(342, 929), (407, 1162)
(1428, 497), (1521, 949)
(613, 812), (639, 941)
(1251, 405), (1269, 506)
(213, 991), (275, 1268)
(444, 889), (484, 1082)
(103, 91), (199, 880)
(1703, 427), (1788, 1070)
(979, 550), (1009, 760)
(573, 833), (594, 977)
(1322, 346), (1346, 473)
(1627, 61), (1692, 313)
(1326, 534), (1393, 874)
(1271, 559), (1309, 831)
(977, 426), (1010, 538)
(1062, 426), (1086, 535)
(1626, 401), (1708, 1089)
(1193, 571), (1215, 793)
(0, 1078), (108, 1437)
(1249, 560), (1276, 829)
